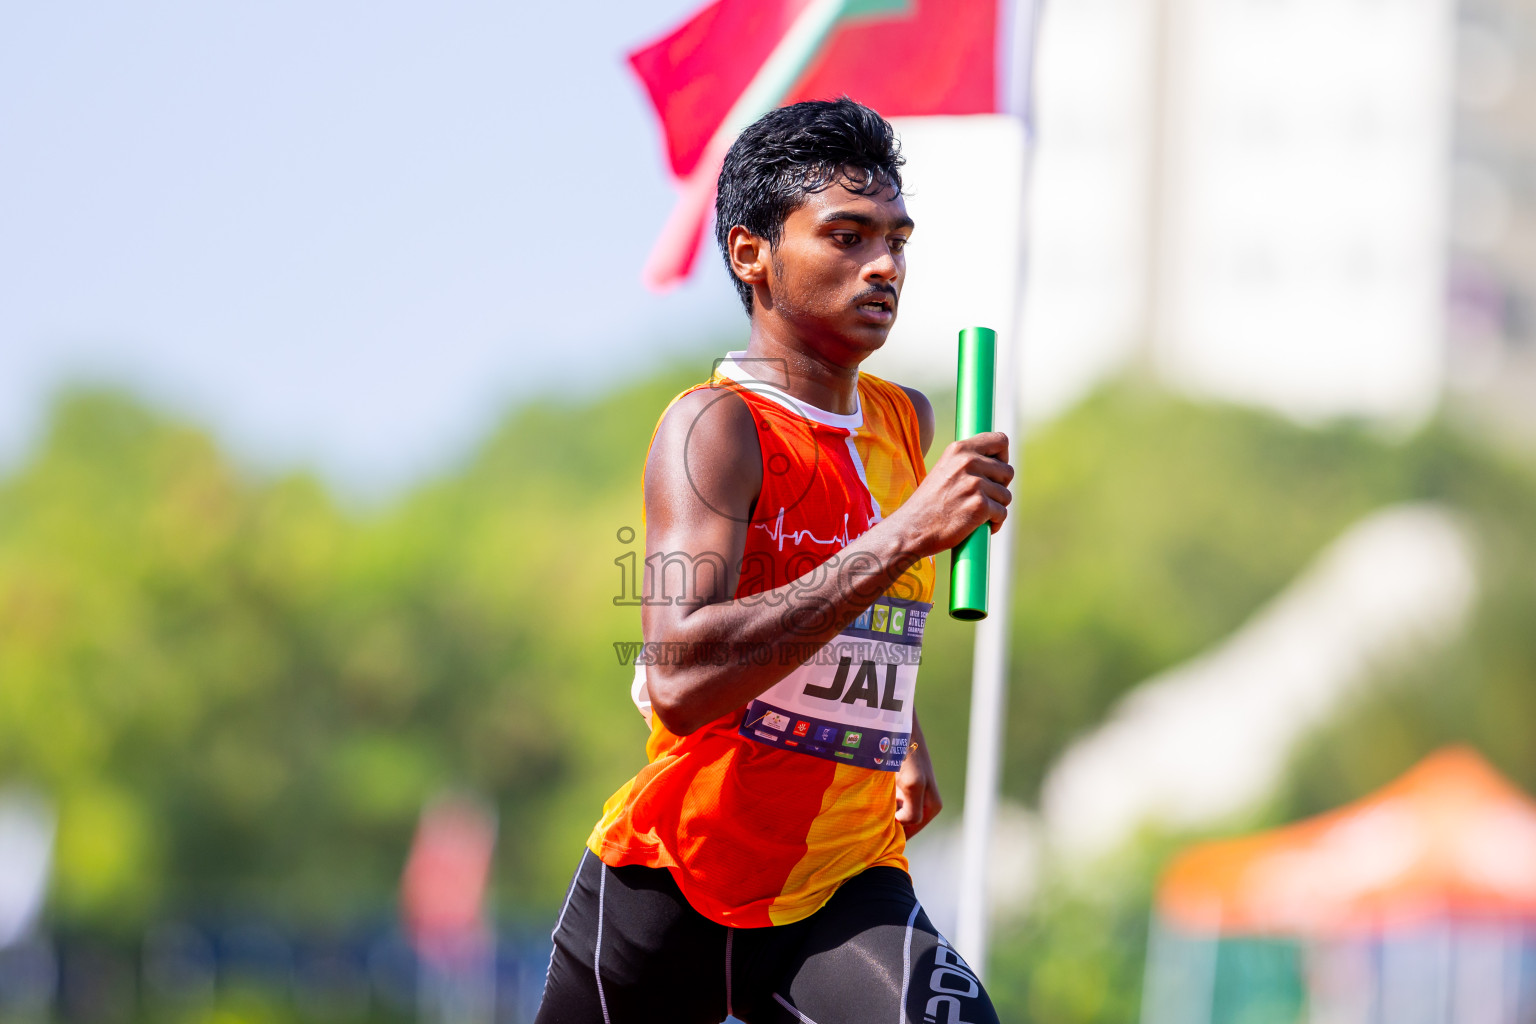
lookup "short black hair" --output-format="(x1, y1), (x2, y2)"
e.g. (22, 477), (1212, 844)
(714, 97), (905, 315)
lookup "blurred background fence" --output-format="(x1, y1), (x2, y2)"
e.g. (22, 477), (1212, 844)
(0, 922), (553, 1024)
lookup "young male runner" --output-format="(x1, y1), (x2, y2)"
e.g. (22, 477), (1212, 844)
(536, 98), (1012, 1024)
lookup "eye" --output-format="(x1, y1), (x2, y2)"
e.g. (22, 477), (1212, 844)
(889, 236), (909, 253)
(831, 231), (860, 247)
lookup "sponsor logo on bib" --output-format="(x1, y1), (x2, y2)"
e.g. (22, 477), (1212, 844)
(738, 597), (929, 772)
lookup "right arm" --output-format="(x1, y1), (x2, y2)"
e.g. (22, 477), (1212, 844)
(641, 387), (1013, 735)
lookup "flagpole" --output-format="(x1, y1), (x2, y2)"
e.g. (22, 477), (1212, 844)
(953, 0), (1044, 978)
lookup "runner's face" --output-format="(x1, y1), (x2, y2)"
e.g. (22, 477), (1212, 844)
(764, 178), (913, 358)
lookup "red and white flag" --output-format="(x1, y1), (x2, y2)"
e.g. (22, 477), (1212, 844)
(628, 0), (1025, 289)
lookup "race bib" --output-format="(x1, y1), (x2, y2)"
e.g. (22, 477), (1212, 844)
(739, 596), (929, 772)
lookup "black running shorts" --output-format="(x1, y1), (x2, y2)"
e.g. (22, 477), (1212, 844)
(535, 849), (1000, 1024)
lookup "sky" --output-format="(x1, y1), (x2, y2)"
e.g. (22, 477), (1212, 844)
(0, 1), (742, 497)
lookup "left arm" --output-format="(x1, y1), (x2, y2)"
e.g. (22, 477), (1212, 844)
(896, 384), (941, 837)
(895, 713), (942, 837)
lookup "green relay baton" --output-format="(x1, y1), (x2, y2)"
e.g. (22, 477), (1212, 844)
(949, 326), (996, 621)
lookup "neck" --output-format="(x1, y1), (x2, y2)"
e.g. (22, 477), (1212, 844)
(743, 319), (861, 416)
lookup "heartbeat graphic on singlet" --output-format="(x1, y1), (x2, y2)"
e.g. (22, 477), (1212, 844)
(752, 508), (867, 551)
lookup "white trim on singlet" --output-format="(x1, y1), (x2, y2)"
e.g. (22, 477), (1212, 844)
(898, 901), (923, 1023)
(715, 351), (863, 431)
(715, 351), (883, 528)
(844, 434), (883, 524)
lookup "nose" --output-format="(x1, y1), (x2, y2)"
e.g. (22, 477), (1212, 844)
(864, 243), (900, 286)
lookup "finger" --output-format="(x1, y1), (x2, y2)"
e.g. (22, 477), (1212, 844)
(972, 457), (1015, 485)
(961, 431), (1009, 461)
(985, 496), (1009, 533)
(979, 479), (1012, 507)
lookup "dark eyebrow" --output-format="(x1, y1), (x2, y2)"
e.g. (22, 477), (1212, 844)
(818, 209), (915, 233)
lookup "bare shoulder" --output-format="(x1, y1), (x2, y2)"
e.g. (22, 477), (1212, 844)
(896, 384), (936, 458)
(646, 385), (763, 520)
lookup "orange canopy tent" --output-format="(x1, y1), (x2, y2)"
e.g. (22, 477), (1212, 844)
(1158, 747), (1536, 936)
(1143, 749), (1536, 1024)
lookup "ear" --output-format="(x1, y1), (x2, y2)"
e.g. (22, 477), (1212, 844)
(727, 225), (769, 290)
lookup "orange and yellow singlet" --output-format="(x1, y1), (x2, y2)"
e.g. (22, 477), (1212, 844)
(587, 352), (937, 928)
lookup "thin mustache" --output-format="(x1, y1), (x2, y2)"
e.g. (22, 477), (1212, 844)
(852, 285), (898, 305)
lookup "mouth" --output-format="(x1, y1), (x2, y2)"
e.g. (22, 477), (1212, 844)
(853, 293), (897, 324)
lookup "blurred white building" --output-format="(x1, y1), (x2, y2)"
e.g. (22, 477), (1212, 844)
(1445, 0), (1536, 438)
(873, 0), (1536, 439)
(1006, 0), (1158, 422)
(1025, 0), (1454, 427)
